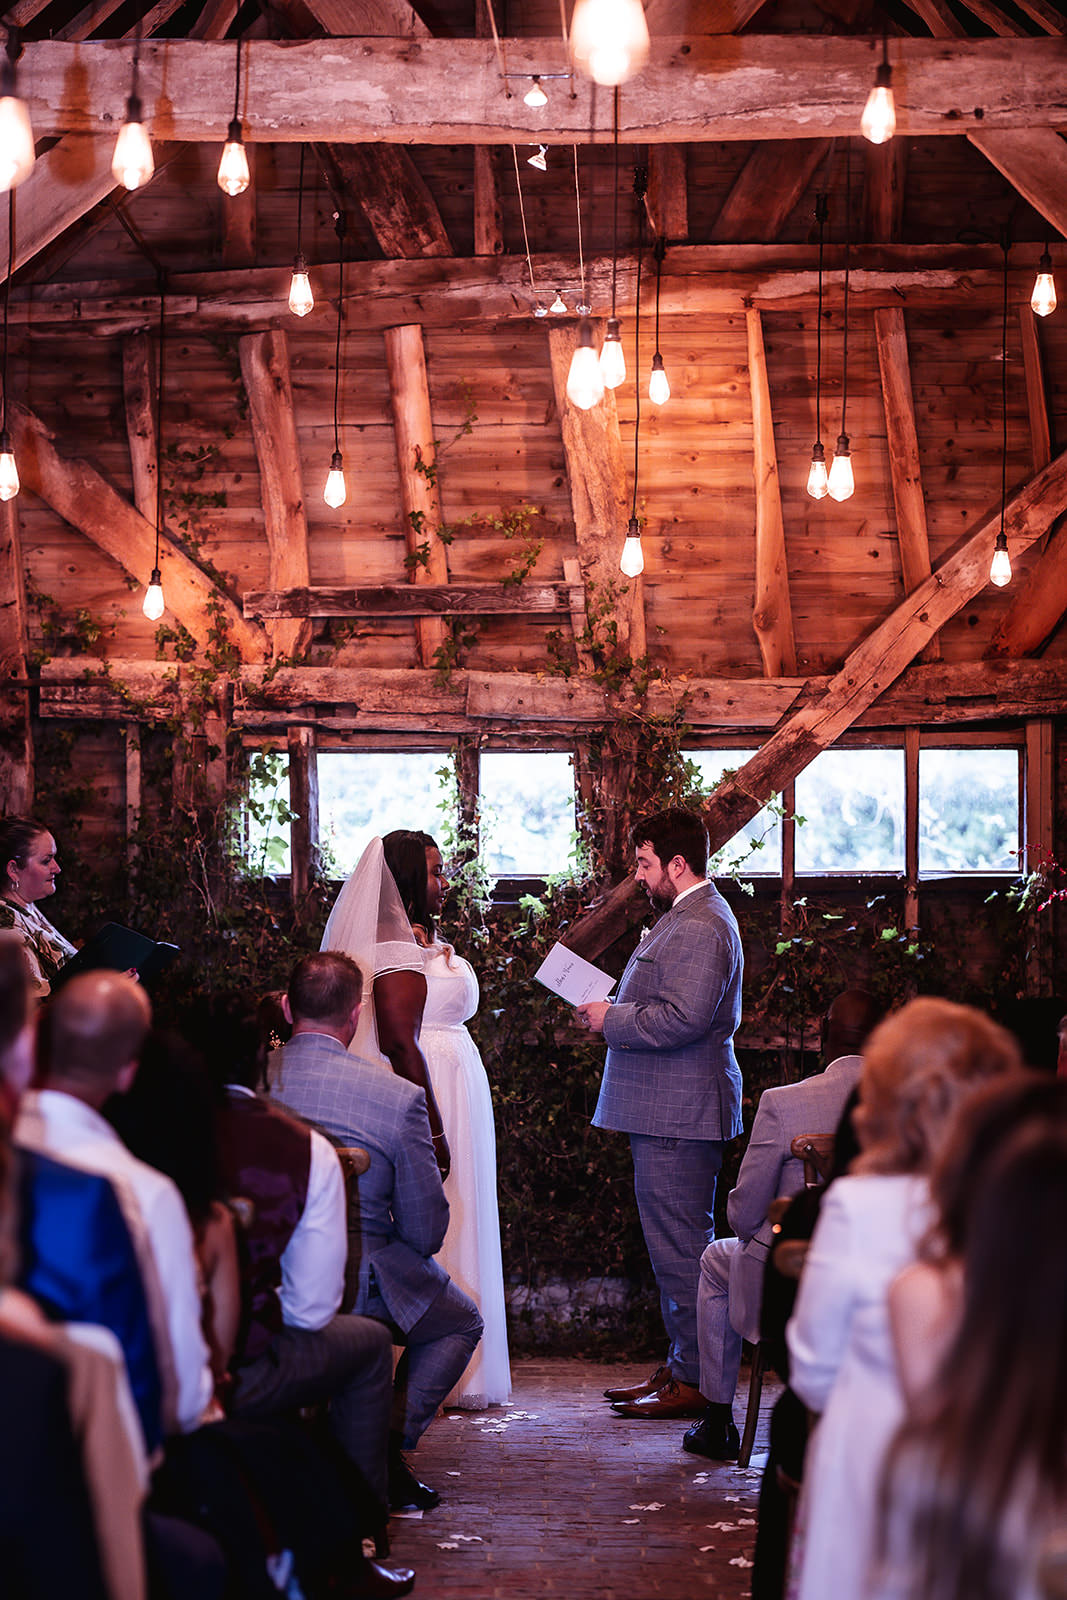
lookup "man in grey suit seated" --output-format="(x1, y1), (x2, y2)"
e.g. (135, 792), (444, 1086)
(683, 987), (883, 1460)
(577, 807), (744, 1420)
(270, 951), (483, 1513)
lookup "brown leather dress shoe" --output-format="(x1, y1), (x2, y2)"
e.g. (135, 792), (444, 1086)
(603, 1363), (672, 1403)
(611, 1377), (707, 1418)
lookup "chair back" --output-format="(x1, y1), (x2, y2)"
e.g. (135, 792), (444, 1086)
(334, 1145), (371, 1312)
(789, 1133), (835, 1188)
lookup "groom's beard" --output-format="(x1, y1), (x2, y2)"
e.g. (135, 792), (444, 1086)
(642, 873), (675, 912)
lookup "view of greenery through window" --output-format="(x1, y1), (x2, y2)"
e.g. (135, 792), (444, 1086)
(318, 754), (453, 875)
(480, 752), (576, 878)
(245, 743), (1021, 882)
(795, 748), (906, 872)
(919, 748), (1019, 873)
(686, 750), (783, 875)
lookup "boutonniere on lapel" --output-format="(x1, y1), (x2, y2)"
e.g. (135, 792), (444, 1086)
(638, 926), (652, 943)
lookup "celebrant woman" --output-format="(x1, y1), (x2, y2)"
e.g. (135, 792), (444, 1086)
(321, 829), (511, 1410)
(0, 818), (77, 995)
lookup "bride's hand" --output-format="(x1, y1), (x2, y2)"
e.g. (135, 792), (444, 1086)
(433, 1130), (452, 1181)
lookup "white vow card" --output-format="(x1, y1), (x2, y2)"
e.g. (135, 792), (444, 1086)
(534, 941), (615, 1006)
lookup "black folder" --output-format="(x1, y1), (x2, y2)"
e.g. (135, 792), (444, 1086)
(53, 923), (181, 988)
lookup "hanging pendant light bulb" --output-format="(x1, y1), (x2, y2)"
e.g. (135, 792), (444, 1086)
(620, 515), (644, 576)
(827, 146), (856, 503)
(143, 281), (167, 622)
(142, 566), (165, 621)
(112, 94), (154, 191)
(0, 30), (34, 192)
(861, 36), (895, 145)
(289, 253), (314, 317)
(648, 237), (669, 403)
(288, 149), (314, 316)
(1031, 247), (1057, 317)
(828, 434), (854, 501)
(217, 39), (250, 196)
(527, 144), (547, 172)
(806, 193), (830, 499)
(566, 319), (605, 409)
(324, 449), (347, 508)
(600, 316), (626, 388)
(569, 0), (650, 87)
(533, 302), (549, 318)
(648, 352), (669, 405)
(324, 212), (347, 507)
(524, 76), (548, 108)
(990, 232), (1013, 588)
(0, 192), (16, 499)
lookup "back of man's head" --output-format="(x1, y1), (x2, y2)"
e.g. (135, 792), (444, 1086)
(288, 952), (363, 1032)
(824, 988), (884, 1064)
(42, 972), (151, 1104)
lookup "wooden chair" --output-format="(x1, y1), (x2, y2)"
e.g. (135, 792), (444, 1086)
(738, 1340), (767, 1468)
(790, 1132), (836, 1188)
(334, 1145), (371, 1314)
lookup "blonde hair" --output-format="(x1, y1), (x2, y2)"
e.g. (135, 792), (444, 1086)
(855, 997), (1022, 1177)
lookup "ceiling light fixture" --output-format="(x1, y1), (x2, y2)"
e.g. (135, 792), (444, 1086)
(142, 280), (166, 621)
(569, 0), (650, 87)
(550, 290), (567, 314)
(621, 184), (646, 578)
(572, 145), (591, 315)
(861, 32), (896, 146)
(0, 28), (34, 193)
(648, 235), (669, 404)
(217, 38), (251, 197)
(828, 145), (855, 502)
(324, 212), (347, 509)
(990, 233), (1013, 588)
(112, 25), (154, 192)
(0, 190), (18, 500)
(511, 143), (548, 318)
(806, 193), (830, 499)
(1031, 245), (1057, 318)
(600, 90), (626, 390)
(528, 143), (547, 172)
(288, 145), (314, 317)
(524, 76), (548, 108)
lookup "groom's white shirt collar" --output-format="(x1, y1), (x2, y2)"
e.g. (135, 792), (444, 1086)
(671, 879), (709, 910)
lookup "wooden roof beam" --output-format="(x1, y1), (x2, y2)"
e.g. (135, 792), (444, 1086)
(547, 323), (646, 665)
(0, 500), (34, 815)
(384, 323), (452, 669)
(313, 142), (452, 259)
(746, 308), (795, 676)
(14, 38), (1067, 144)
(862, 139), (907, 243)
(243, 581), (586, 618)
(967, 130), (1067, 241)
(239, 329), (312, 662)
(10, 400), (268, 663)
(875, 305), (939, 661)
(564, 444), (1067, 959)
(710, 140), (831, 243)
(122, 330), (159, 524)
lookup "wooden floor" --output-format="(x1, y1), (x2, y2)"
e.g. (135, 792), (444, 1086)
(388, 1357), (774, 1599)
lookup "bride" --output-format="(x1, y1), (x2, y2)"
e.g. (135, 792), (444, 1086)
(321, 830), (511, 1411)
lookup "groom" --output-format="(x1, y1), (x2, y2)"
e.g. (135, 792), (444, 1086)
(577, 807), (744, 1418)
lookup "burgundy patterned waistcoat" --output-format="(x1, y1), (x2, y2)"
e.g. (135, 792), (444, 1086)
(219, 1092), (312, 1364)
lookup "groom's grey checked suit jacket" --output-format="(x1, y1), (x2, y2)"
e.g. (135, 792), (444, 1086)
(593, 880), (744, 1141)
(269, 1031), (450, 1332)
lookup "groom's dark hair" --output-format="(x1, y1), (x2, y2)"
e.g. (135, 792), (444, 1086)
(288, 952), (363, 1028)
(631, 808), (709, 878)
(382, 829), (439, 940)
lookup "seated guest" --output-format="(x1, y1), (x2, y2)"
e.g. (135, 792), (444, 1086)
(685, 988), (882, 1461)
(15, 971), (214, 1437)
(129, 1008), (413, 1599)
(785, 997), (1022, 1600)
(0, 816), (77, 995)
(0, 937), (162, 1454)
(271, 951), (483, 1513)
(875, 1075), (1067, 1600)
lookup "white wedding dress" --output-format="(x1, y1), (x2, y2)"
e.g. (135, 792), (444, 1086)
(420, 939), (512, 1409)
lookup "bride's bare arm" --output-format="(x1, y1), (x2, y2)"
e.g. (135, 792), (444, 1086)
(373, 968), (451, 1180)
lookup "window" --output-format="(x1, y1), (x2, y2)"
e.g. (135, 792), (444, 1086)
(795, 748), (906, 874)
(685, 750), (782, 875)
(318, 752), (453, 877)
(244, 750), (292, 875)
(479, 752), (575, 878)
(919, 748), (1020, 874)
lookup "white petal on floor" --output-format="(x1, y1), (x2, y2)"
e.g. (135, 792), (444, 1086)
(436, 1542), (460, 1550)
(628, 1502), (665, 1511)
(446, 1471), (461, 1476)
(729, 1557), (755, 1569)
(622, 1519), (640, 1525)
(699, 1546), (716, 1553)
(707, 1521), (738, 1531)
